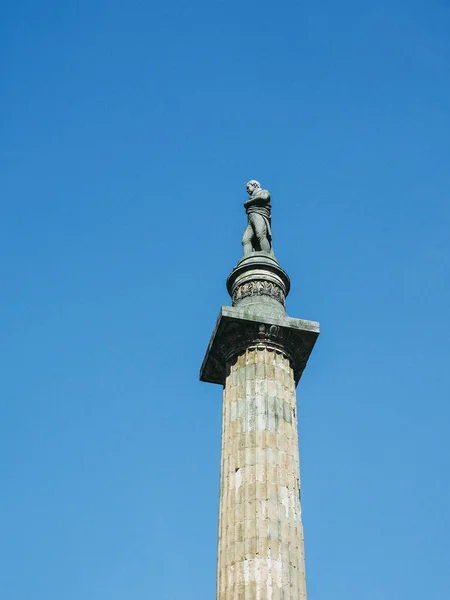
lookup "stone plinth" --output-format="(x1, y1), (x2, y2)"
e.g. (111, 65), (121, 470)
(200, 306), (319, 387)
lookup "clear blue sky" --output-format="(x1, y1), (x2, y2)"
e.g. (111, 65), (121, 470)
(1, 1), (449, 598)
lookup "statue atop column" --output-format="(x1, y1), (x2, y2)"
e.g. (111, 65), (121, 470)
(241, 180), (274, 257)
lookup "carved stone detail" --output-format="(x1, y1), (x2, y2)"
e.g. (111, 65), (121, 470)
(232, 280), (286, 307)
(204, 318), (316, 386)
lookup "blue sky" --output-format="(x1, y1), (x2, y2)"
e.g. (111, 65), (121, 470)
(1, 1), (450, 598)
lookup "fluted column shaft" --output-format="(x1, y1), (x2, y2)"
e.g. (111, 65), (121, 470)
(217, 345), (306, 600)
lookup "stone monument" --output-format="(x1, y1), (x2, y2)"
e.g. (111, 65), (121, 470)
(200, 180), (319, 600)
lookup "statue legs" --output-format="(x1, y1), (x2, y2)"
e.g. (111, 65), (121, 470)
(242, 223), (254, 256)
(242, 214), (271, 255)
(258, 233), (271, 253)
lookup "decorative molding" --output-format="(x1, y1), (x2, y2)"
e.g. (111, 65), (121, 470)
(201, 313), (318, 386)
(232, 280), (286, 307)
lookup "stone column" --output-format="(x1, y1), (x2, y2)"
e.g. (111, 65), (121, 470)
(201, 253), (319, 600)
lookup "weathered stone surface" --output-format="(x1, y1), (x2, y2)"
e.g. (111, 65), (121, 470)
(200, 306), (319, 387)
(201, 305), (319, 599)
(217, 346), (307, 600)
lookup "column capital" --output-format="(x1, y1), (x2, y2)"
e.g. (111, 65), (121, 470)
(200, 306), (319, 387)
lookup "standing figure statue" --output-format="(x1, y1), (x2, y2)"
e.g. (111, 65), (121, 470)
(242, 180), (273, 256)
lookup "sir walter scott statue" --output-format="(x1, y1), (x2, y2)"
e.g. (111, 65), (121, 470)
(242, 180), (274, 257)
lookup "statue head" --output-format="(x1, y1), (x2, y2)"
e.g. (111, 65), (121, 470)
(246, 180), (261, 196)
